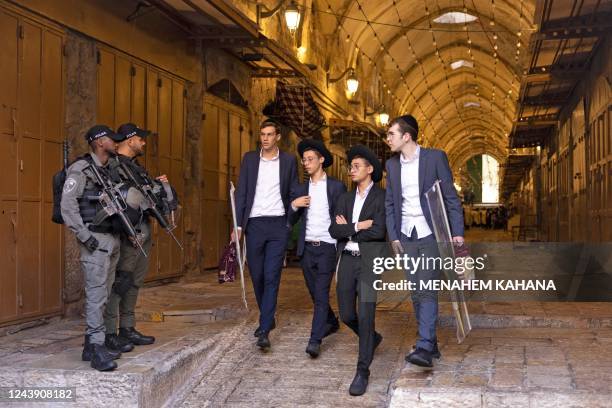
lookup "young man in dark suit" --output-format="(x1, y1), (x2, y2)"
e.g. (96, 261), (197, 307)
(384, 115), (464, 368)
(329, 145), (386, 396)
(289, 139), (346, 358)
(232, 120), (298, 350)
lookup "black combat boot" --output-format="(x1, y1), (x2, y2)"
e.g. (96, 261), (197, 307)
(105, 333), (135, 352)
(119, 327), (155, 345)
(82, 335), (121, 361)
(90, 343), (118, 371)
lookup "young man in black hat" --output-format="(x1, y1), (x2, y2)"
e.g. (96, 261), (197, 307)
(329, 145), (386, 396)
(232, 120), (298, 350)
(289, 139), (346, 358)
(385, 115), (464, 368)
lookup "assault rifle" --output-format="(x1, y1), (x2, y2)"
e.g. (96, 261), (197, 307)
(117, 160), (183, 250)
(86, 161), (147, 257)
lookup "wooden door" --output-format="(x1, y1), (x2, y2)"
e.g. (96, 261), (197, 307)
(96, 46), (186, 282)
(558, 148), (570, 241)
(0, 8), (20, 325)
(571, 119), (587, 242)
(200, 94), (251, 269)
(145, 73), (185, 281)
(0, 6), (64, 326)
(588, 109), (611, 242)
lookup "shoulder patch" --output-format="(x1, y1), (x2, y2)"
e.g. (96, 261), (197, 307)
(63, 177), (78, 193)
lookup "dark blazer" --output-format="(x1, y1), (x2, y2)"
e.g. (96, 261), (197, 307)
(288, 175), (346, 257)
(384, 147), (464, 242)
(329, 184), (387, 255)
(235, 149), (298, 229)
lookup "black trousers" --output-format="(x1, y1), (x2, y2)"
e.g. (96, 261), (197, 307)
(301, 242), (338, 343)
(245, 216), (290, 333)
(336, 253), (377, 376)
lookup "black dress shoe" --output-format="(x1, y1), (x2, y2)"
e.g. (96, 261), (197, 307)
(256, 333), (271, 350)
(323, 320), (340, 338)
(432, 342), (441, 359)
(374, 332), (383, 351)
(407, 347), (433, 367)
(105, 334), (134, 353)
(119, 327), (155, 345)
(253, 320), (276, 337)
(305, 341), (320, 358)
(407, 343), (441, 359)
(82, 336), (121, 361)
(89, 344), (117, 372)
(348, 372), (369, 396)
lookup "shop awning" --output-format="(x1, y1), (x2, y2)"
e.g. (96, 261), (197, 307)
(148, 0), (311, 78)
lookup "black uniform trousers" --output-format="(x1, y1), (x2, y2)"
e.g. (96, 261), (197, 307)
(245, 216), (290, 333)
(336, 252), (377, 376)
(300, 241), (338, 343)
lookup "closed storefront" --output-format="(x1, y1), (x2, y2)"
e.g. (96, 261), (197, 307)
(200, 93), (252, 269)
(0, 4), (64, 325)
(96, 45), (186, 281)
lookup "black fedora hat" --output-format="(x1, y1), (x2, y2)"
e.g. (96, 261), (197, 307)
(347, 144), (383, 182)
(298, 139), (333, 168)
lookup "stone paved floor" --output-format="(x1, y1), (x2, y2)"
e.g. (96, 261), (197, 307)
(177, 268), (612, 407)
(0, 277), (247, 373)
(1, 227), (612, 407)
(390, 325), (612, 407)
(180, 309), (412, 408)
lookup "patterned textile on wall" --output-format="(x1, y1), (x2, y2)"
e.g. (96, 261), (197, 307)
(263, 81), (326, 139)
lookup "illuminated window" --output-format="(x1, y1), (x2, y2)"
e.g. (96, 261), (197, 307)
(433, 12), (478, 24)
(450, 60), (474, 70)
(464, 101), (480, 108)
(482, 154), (499, 203)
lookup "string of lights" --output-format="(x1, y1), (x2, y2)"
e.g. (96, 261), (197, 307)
(329, 0), (526, 146)
(426, 1), (471, 144)
(258, 0), (530, 155)
(387, 5), (518, 144)
(320, 0), (401, 122)
(244, 0), (535, 33)
(351, 0), (444, 142)
(322, 0), (440, 142)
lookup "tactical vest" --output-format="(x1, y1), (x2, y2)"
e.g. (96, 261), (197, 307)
(114, 155), (164, 216)
(110, 155), (146, 226)
(77, 159), (123, 227)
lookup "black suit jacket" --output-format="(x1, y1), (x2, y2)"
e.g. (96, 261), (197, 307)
(235, 149), (298, 229)
(288, 175), (346, 257)
(329, 184), (387, 255)
(385, 148), (464, 241)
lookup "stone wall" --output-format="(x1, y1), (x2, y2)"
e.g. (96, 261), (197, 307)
(62, 30), (98, 316)
(5, 0), (370, 320)
(183, 43), (204, 277)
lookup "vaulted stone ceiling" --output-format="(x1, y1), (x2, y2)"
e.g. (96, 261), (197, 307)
(317, 0), (538, 170)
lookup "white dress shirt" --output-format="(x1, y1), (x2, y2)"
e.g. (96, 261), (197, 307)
(305, 174), (336, 244)
(345, 181), (373, 252)
(249, 148), (285, 218)
(400, 145), (432, 239)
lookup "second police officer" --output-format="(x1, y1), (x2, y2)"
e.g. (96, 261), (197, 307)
(103, 123), (174, 352)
